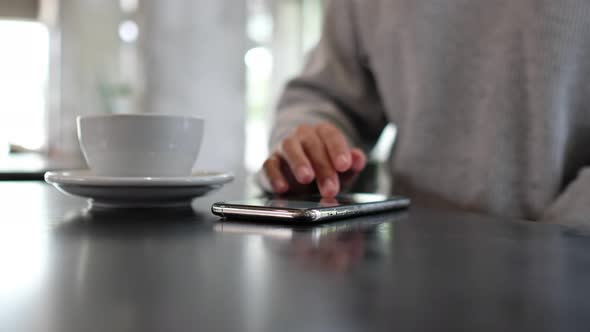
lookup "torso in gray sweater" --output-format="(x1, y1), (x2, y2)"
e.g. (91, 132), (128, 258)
(272, 0), (590, 222)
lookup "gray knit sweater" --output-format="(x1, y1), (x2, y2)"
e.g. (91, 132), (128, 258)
(271, 0), (590, 225)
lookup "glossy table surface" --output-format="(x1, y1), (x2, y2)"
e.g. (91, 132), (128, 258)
(1, 181), (590, 332)
(0, 153), (86, 180)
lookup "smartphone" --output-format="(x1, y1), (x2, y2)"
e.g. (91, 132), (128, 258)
(211, 193), (410, 223)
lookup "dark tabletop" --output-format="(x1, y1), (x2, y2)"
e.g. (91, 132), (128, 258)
(1, 180), (590, 332)
(0, 153), (86, 180)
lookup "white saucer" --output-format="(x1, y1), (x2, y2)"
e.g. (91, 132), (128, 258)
(45, 169), (234, 208)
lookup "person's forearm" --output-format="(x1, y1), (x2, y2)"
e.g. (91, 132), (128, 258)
(270, 0), (387, 154)
(262, 0), (386, 197)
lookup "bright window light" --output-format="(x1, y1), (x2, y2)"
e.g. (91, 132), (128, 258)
(244, 46), (274, 172)
(118, 20), (139, 43)
(247, 14), (273, 44)
(244, 47), (273, 77)
(0, 20), (49, 152)
(120, 0), (139, 13)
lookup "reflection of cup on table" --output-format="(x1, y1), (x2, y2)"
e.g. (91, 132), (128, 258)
(77, 114), (204, 177)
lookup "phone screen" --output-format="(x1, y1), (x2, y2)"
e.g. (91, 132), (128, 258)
(225, 193), (393, 210)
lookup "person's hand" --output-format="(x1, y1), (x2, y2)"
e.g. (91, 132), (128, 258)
(263, 122), (367, 197)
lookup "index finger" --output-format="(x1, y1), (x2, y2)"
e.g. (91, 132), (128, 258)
(316, 123), (352, 172)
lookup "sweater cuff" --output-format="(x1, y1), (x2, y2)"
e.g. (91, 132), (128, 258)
(270, 104), (366, 154)
(541, 167), (590, 228)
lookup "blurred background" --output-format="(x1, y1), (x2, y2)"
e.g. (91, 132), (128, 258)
(0, 0), (394, 176)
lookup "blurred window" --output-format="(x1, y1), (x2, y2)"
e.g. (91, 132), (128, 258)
(0, 20), (49, 154)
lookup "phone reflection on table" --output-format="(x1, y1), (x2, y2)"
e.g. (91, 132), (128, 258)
(214, 213), (404, 273)
(290, 229), (366, 272)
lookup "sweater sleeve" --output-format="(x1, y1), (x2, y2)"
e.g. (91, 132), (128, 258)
(541, 168), (590, 228)
(270, 0), (387, 154)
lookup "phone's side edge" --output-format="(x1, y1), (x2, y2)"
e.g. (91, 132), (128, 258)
(211, 203), (312, 222)
(307, 197), (411, 222)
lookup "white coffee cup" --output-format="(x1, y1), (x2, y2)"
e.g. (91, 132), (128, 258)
(77, 114), (204, 177)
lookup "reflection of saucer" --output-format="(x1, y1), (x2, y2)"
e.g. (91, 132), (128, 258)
(45, 169), (234, 208)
